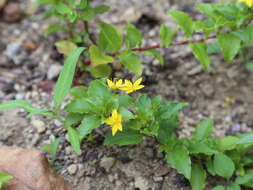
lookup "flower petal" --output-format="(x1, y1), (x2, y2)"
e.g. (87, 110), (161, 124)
(134, 78), (143, 86)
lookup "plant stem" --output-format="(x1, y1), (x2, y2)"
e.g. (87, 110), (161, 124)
(111, 35), (216, 57)
(84, 21), (97, 45)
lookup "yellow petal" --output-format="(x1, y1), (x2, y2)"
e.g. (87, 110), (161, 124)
(112, 125), (118, 136)
(134, 85), (145, 91)
(107, 79), (115, 89)
(105, 117), (114, 125)
(134, 78), (143, 86)
(116, 79), (123, 87)
(124, 80), (133, 88)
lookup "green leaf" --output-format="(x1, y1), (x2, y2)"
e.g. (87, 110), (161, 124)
(136, 94), (152, 120)
(0, 100), (53, 117)
(125, 24), (143, 49)
(190, 164), (206, 190)
(90, 64), (112, 78)
(70, 86), (88, 98)
(217, 33), (241, 61)
(55, 40), (77, 56)
(89, 45), (114, 66)
(190, 42), (211, 70)
(104, 129), (143, 145)
(227, 184), (241, 190)
(213, 153), (235, 179)
(98, 22), (122, 53)
(44, 24), (67, 36)
(237, 134), (253, 145)
(169, 10), (194, 37)
(144, 50), (164, 65)
(119, 107), (134, 121)
(166, 145), (191, 179)
(206, 158), (216, 176)
(64, 113), (83, 128)
(67, 127), (81, 154)
(80, 8), (95, 21)
(55, 2), (72, 15)
(53, 47), (85, 108)
(189, 141), (218, 155)
(118, 51), (142, 76)
(207, 42), (221, 54)
(158, 102), (189, 120)
(94, 5), (110, 14)
(217, 136), (239, 151)
(160, 24), (176, 47)
(65, 98), (92, 114)
(157, 116), (179, 144)
(192, 119), (214, 141)
(88, 80), (111, 99)
(0, 173), (12, 189)
(117, 94), (134, 107)
(236, 174), (253, 185)
(41, 138), (61, 162)
(77, 115), (101, 140)
(246, 62), (253, 71)
(212, 186), (225, 190)
(78, 0), (88, 9)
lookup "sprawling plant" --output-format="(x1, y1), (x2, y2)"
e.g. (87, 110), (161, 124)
(1, 0), (253, 189)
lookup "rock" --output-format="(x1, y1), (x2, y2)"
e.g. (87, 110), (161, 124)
(31, 119), (46, 133)
(187, 65), (203, 76)
(67, 164), (78, 175)
(100, 157), (116, 172)
(0, 0), (6, 9)
(47, 64), (62, 80)
(0, 55), (10, 67)
(4, 42), (27, 65)
(134, 176), (149, 190)
(154, 165), (170, 177)
(0, 146), (73, 190)
(37, 80), (54, 93)
(3, 3), (23, 23)
(200, 83), (215, 97)
(153, 176), (163, 182)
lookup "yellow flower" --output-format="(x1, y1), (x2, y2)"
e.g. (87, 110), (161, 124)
(107, 79), (123, 90)
(119, 78), (145, 94)
(238, 0), (253, 7)
(105, 109), (123, 136)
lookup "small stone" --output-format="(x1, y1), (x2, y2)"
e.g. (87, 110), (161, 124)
(4, 42), (26, 65)
(153, 176), (163, 182)
(144, 148), (154, 158)
(54, 119), (62, 127)
(0, 55), (11, 67)
(65, 146), (72, 155)
(154, 165), (170, 177)
(0, 0), (6, 9)
(134, 176), (149, 190)
(100, 157), (116, 172)
(3, 3), (23, 23)
(67, 164), (78, 175)
(187, 65), (203, 76)
(47, 64), (62, 80)
(31, 119), (46, 133)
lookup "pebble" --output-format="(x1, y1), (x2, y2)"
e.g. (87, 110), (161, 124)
(47, 64), (62, 80)
(3, 2), (23, 23)
(67, 164), (78, 175)
(187, 65), (203, 76)
(100, 157), (116, 172)
(134, 176), (149, 190)
(153, 176), (163, 182)
(31, 119), (46, 133)
(0, 0), (6, 9)
(4, 42), (26, 65)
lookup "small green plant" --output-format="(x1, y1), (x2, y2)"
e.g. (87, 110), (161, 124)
(35, 0), (253, 81)
(1, 0), (253, 189)
(0, 173), (12, 189)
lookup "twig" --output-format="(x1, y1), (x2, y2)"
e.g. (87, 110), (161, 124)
(84, 21), (97, 45)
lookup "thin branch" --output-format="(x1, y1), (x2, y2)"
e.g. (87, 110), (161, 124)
(84, 21), (97, 45)
(110, 35), (216, 57)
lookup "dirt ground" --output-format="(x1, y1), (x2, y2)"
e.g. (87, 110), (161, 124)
(0, 0), (253, 190)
